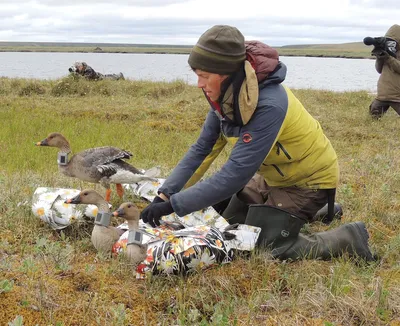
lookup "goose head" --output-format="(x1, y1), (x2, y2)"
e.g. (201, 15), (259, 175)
(65, 189), (105, 207)
(113, 202), (140, 223)
(36, 132), (70, 152)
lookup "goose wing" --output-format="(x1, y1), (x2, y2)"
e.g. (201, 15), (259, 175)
(76, 146), (133, 168)
(97, 161), (159, 184)
(97, 160), (143, 177)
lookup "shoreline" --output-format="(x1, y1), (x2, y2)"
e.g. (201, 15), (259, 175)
(0, 76), (378, 94)
(0, 49), (373, 60)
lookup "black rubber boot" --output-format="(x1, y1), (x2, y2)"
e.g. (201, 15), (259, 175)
(222, 194), (250, 225)
(313, 202), (343, 224)
(245, 204), (375, 262)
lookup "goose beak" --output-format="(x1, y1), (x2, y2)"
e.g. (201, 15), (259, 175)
(113, 208), (124, 217)
(36, 139), (48, 146)
(65, 194), (81, 204)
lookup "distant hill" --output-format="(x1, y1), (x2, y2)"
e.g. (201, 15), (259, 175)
(279, 41), (366, 50)
(276, 42), (371, 58)
(0, 41), (193, 48)
(0, 41), (372, 58)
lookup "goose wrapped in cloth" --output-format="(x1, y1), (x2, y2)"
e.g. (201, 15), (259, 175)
(113, 180), (262, 279)
(114, 221), (261, 279)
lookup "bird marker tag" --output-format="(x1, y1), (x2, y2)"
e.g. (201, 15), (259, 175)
(57, 153), (69, 166)
(95, 212), (112, 227)
(128, 230), (144, 246)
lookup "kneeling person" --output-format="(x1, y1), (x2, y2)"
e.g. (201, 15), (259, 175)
(140, 25), (375, 262)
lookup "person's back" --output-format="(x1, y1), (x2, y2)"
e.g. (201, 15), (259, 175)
(255, 68), (338, 190)
(81, 63), (102, 80)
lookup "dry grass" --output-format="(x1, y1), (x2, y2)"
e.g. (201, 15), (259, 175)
(0, 77), (399, 325)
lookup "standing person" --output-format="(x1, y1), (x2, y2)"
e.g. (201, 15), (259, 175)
(140, 25), (374, 261)
(368, 24), (400, 119)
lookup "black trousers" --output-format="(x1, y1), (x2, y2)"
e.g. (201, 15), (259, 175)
(369, 99), (400, 118)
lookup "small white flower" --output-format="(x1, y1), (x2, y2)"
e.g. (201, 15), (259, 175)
(187, 249), (216, 271)
(32, 202), (46, 217)
(160, 256), (177, 274)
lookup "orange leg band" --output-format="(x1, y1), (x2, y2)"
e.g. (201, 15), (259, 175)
(105, 188), (112, 202)
(116, 184), (124, 198)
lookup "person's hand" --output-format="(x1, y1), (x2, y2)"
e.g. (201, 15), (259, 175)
(140, 200), (174, 227)
(374, 50), (390, 60)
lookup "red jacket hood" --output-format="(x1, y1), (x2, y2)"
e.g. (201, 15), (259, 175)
(245, 40), (279, 82)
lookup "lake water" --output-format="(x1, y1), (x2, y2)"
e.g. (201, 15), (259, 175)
(0, 52), (378, 92)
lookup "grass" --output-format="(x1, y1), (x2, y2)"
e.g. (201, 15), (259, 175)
(0, 76), (399, 325)
(0, 41), (373, 58)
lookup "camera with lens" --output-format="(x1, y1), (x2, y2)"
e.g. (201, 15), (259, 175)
(363, 36), (398, 58)
(68, 65), (78, 73)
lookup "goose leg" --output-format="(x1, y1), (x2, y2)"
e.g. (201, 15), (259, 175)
(105, 188), (112, 202)
(116, 183), (124, 198)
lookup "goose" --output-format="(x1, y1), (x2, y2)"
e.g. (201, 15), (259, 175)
(36, 132), (159, 201)
(112, 202), (147, 266)
(65, 189), (125, 255)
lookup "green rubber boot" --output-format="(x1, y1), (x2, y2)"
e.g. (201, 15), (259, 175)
(245, 205), (375, 261)
(222, 194), (250, 225)
(245, 205), (307, 257)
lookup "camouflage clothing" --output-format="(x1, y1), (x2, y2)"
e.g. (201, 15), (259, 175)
(82, 63), (102, 80)
(69, 62), (125, 81)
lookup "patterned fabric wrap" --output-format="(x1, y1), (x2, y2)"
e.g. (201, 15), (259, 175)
(114, 224), (234, 278)
(142, 226), (233, 277)
(112, 221), (185, 256)
(32, 187), (99, 230)
(113, 222), (260, 279)
(124, 179), (230, 229)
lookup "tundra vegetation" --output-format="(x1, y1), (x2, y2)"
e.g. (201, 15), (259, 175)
(0, 76), (399, 325)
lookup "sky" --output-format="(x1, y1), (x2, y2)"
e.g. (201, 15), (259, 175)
(1, 0), (399, 46)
